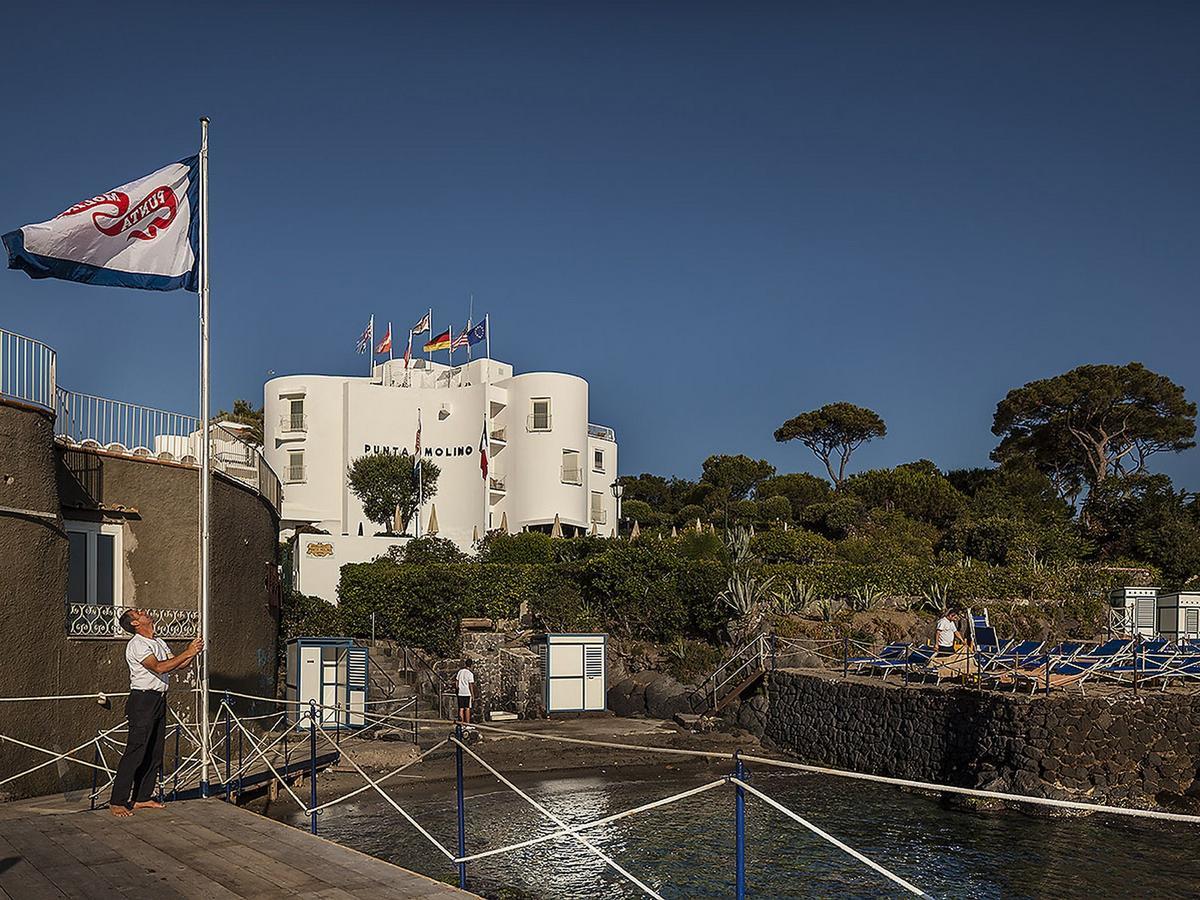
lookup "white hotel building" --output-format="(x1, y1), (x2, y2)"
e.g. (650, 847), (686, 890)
(264, 356), (618, 601)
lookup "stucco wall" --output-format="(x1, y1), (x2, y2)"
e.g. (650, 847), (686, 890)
(765, 670), (1200, 808)
(0, 399), (280, 800)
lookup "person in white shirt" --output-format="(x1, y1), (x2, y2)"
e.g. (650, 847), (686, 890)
(934, 611), (960, 657)
(455, 660), (476, 724)
(109, 608), (203, 817)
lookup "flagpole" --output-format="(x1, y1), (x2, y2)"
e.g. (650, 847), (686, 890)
(416, 408), (423, 538)
(427, 308), (433, 364)
(466, 294), (474, 362)
(197, 116), (212, 798)
(388, 322), (393, 360)
(368, 315), (374, 376)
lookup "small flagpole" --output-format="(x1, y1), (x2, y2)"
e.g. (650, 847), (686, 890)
(416, 408), (423, 538)
(198, 115), (212, 798)
(368, 315), (374, 376)
(467, 294), (474, 362)
(388, 322), (393, 360)
(427, 308), (433, 364)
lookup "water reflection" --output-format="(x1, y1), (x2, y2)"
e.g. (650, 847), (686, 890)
(288, 769), (1200, 899)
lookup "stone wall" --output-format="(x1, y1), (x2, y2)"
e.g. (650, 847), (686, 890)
(459, 633), (544, 720)
(0, 399), (281, 800)
(766, 670), (1200, 808)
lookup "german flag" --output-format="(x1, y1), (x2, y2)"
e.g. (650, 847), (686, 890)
(423, 327), (451, 352)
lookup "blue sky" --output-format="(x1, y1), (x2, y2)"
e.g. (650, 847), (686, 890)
(2, 2), (1198, 486)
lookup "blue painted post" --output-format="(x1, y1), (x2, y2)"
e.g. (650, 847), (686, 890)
(224, 692), (232, 801)
(90, 746), (99, 811)
(237, 725), (243, 799)
(734, 751), (746, 900)
(309, 700), (319, 834)
(455, 722), (466, 889)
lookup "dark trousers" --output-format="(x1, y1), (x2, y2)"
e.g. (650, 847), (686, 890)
(110, 690), (167, 808)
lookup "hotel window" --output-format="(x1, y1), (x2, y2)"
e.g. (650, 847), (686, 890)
(590, 491), (606, 525)
(561, 449), (582, 484)
(286, 397), (306, 433)
(593, 448), (605, 472)
(66, 521), (122, 607)
(287, 450), (306, 483)
(529, 398), (551, 432)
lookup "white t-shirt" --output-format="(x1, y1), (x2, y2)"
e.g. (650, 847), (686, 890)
(935, 617), (957, 649)
(126, 634), (172, 692)
(456, 668), (475, 697)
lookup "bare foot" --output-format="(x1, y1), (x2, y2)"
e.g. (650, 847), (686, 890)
(132, 800), (166, 810)
(109, 805), (133, 817)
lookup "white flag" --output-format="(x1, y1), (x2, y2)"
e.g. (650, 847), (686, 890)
(3, 157), (199, 292)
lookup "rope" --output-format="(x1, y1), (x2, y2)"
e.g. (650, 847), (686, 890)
(0, 722), (126, 787)
(308, 738), (450, 814)
(314, 723), (457, 861)
(730, 777), (927, 897)
(456, 779), (728, 864)
(223, 709), (309, 813)
(452, 737), (665, 900)
(0, 691), (131, 702)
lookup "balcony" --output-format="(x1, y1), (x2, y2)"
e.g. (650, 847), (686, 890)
(489, 427), (507, 445)
(560, 466), (583, 485)
(286, 465), (307, 483)
(590, 509), (608, 525)
(67, 603), (198, 640)
(489, 475), (506, 492)
(527, 414), (552, 432)
(279, 413), (307, 433)
(588, 423), (616, 442)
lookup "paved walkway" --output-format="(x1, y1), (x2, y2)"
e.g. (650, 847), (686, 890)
(0, 795), (475, 899)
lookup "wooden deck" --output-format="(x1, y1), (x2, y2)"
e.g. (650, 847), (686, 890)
(0, 795), (475, 899)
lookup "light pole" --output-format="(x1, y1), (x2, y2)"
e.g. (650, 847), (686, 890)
(611, 481), (624, 537)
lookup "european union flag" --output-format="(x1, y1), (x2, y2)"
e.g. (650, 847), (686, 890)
(467, 320), (488, 346)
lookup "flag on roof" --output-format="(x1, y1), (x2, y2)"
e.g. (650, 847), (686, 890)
(423, 327), (451, 353)
(466, 319), (487, 346)
(410, 311), (430, 334)
(451, 323), (470, 350)
(375, 322), (392, 354)
(355, 316), (373, 353)
(3, 156), (200, 292)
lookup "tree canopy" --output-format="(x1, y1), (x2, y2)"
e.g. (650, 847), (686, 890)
(992, 363), (1196, 493)
(699, 454), (776, 501)
(347, 451), (440, 533)
(774, 402), (886, 487)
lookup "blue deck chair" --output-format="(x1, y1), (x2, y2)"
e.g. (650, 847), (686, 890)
(868, 646), (935, 681)
(848, 642), (910, 674)
(1016, 638), (1132, 693)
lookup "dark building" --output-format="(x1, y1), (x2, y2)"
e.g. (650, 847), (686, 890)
(0, 327), (282, 800)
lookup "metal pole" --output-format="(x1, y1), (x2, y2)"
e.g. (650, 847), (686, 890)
(1133, 638), (1140, 697)
(173, 723), (180, 800)
(224, 693), (231, 801)
(90, 746), (99, 811)
(198, 114), (212, 799)
(456, 723), (467, 889)
(309, 700), (318, 834)
(237, 724), (243, 800)
(734, 751), (746, 900)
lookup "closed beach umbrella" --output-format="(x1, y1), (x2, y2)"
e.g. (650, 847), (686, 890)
(671, 525), (678, 538)
(630, 520), (641, 541)
(551, 513), (563, 538)
(472, 524), (479, 543)
(500, 511), (509, 533)
(427, 505), (439, 535)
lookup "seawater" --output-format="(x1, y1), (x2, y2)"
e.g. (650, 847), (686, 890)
(283, 769), (1200, 898)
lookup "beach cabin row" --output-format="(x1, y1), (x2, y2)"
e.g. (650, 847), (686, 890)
(1108, 588), (1200, 641)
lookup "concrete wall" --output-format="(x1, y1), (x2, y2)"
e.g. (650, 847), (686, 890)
(765, 670), (1200, 808)
(0, 398), (280, 800)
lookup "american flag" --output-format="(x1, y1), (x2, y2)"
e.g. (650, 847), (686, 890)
(355, 316), (372, 353)
(451, 323), (470, 350)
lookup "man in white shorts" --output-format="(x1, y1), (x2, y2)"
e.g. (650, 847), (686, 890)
(109, 608), (203, 816)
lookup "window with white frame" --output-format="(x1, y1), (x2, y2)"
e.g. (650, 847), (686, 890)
(593, 448), (604, 472)
(529, 398), (551, 431)
(66, 521), (122, 607)
(287, 450), (306, 483)
(561, 449), (582, 485)
(590, 491), (606, 524)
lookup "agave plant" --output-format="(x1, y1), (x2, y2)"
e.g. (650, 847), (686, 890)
(773, 576), (819, 615)
(718, 571), (776, 641)
(849, 582), (883, 612)
(808, 597), (844, 622)
(725, 525), (756, 566)
(920, 581), (950, 613)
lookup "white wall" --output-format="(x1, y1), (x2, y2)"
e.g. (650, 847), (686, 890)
(294, 533), (406, 604)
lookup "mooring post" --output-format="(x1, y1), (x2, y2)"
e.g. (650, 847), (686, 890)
(455, 722), (467, 889)
(224, 692), (232, 801)
(309, 700), (319, 834)
(90, 745), (99, 811)
(734, 751), (746, 900)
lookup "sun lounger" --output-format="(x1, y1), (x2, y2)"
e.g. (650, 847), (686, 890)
(1012, 638), (1132, 694)
(849, 642), (910, 674)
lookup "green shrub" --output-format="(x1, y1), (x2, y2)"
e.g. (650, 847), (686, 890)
(750, 528), (835, 564)
(474, 531), (554, 564)
(677, 529), (728, 563)
(281, 590), (345, 641)
(731, 499), (760, 523)
(664, 638), (724, 685)
(621, 499), (659, 527)
(397, 536), (467, 564)
(760, 495), (792, 521)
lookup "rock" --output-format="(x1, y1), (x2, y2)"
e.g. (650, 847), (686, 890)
(645, 674), (690, 720)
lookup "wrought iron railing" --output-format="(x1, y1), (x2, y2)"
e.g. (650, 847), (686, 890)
(285, 464), (306, 483)
(489, 475), (506, 492)
(591, 508), (608, 525)
(588, 423), (616, 442)
(490, 427), (507, 443)
(67, 603), (199, 639)
(279, 413), (307, 433)
(527, 414), (552, 432)
(0, 327), (57, 410)
(560, 465), (583, 485)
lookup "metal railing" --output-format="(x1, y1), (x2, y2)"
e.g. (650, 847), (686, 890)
(67, 602), (199, 639)
(590, 509), (608, 525)
(55, 387), (282, 511)
(527, 414), (552, 432)
(0, 328), (56, 410)
(279, 413), (307, 433)
(560, 465), (583, 485)
(489, 475), (506, 492)
(695, 634), (772, 712)
(588, 423), (616, 442)
(490, 427), (507, 443)
(286, 464), (307, 483)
